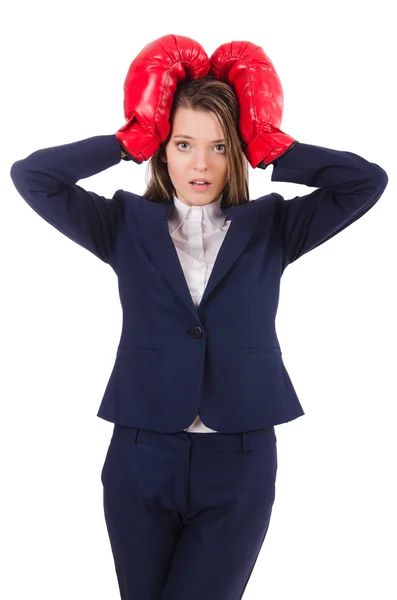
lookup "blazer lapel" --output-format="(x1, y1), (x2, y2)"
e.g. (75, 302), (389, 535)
(134, 196), (260, 318)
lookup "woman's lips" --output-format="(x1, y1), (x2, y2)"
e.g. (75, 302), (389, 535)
(189, 182), (212, 192)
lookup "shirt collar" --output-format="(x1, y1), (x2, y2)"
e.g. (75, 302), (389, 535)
(168, 193), (227, 234)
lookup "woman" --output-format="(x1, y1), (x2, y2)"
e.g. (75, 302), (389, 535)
(10, 35), (388, 599)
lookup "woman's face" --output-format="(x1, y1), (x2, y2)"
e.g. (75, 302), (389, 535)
(164, 108), (228, 207)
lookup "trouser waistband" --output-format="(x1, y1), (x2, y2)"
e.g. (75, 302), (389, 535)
(113, 425), (277, 454)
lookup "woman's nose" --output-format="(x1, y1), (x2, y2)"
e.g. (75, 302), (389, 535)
(193, 151), (209, 170)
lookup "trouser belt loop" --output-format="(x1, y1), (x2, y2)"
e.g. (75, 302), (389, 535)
(133, 428), (139, 444)
(241, 432), (249, 454)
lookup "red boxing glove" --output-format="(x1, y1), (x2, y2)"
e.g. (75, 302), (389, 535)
(116, 34), (210, 163)
(209, 41), (298, 169)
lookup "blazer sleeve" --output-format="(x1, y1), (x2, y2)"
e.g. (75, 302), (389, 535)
(270, 142), (389, 268)
(9, 134), (124, 265)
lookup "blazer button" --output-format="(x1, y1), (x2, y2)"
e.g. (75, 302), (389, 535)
(189, 326), (202, 339)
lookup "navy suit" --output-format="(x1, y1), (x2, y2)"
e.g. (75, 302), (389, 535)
(10, 135), (388, 432)
(10, 135), (388, 598)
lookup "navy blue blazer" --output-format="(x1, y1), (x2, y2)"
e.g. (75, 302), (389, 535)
(10, 135), (388, 433)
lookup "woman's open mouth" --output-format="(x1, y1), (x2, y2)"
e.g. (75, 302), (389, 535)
(189, 180), (212, 191)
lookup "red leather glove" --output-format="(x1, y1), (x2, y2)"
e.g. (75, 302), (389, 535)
(209, 41), (298, 169)
(116, 34), (210, 163)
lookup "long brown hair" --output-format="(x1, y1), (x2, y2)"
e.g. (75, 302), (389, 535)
(142, 76), (250, 206)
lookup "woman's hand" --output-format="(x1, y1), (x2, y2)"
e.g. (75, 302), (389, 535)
(116, 34), (210, 164)
(209, 41), (298, 169)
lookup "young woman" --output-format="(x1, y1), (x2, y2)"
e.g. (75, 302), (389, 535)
(10, 34), (388, 599)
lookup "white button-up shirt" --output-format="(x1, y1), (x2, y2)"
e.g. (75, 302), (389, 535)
(167, 193), (232, 433)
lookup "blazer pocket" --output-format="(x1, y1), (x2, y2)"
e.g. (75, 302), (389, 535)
(241, 347), (282, 355)
(117, 347), (160, 355)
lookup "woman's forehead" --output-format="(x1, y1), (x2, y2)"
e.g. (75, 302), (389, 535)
(171, 108), (224, 139)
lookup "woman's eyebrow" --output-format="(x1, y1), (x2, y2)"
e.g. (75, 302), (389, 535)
(172, 134), (225, 143)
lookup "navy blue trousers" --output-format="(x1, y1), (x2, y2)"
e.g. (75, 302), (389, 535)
(101, 424), (278, 599)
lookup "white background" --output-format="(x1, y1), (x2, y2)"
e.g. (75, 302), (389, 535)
(2, 1), (396, 598)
